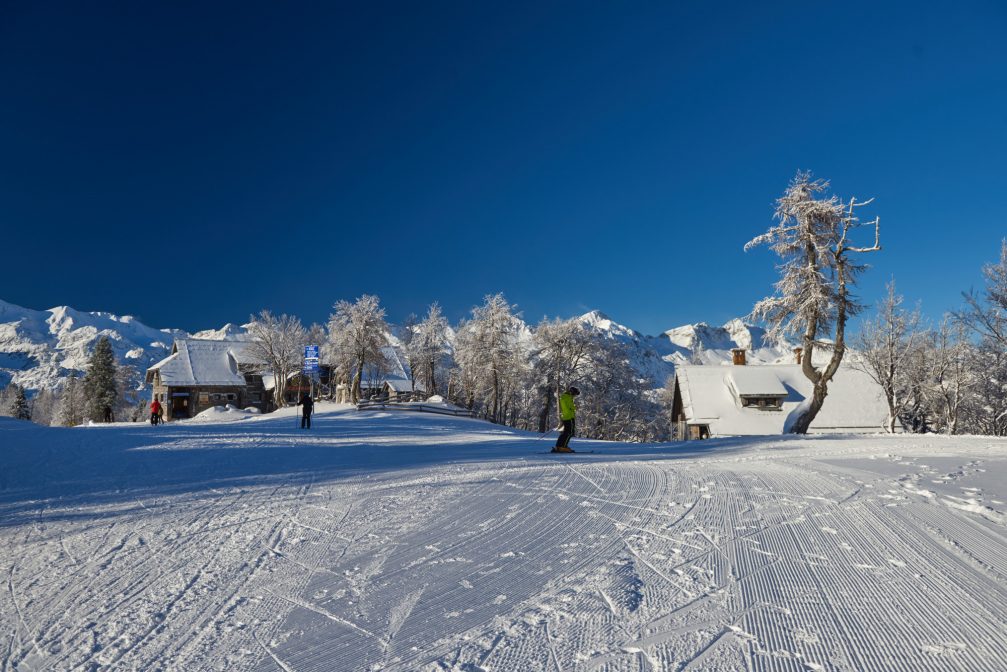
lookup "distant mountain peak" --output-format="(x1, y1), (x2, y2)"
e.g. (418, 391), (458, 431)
(580, 309), (611, 322)
(190, 323), (249, 341)
(0, 299), (241, 391)
(576, 310), (641, 341)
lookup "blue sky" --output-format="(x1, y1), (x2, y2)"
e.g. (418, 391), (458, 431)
(1, 2), (1005, 335)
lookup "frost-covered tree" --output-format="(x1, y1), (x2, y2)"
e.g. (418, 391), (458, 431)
(896, 339), (934, 433)
(576, 339), (662, 442)
(961, 340), (1007, 436)
(451, 294), (525, 423)
(115, 363), (146, 421)
(660, 374), (680, 438)
(531, 317), (594, 432)
(8, 383), (31, 420)
(407, 303), (450, 397)
(923, 318), (973, 435)
(957, 240), (1007, 348)
(30, 388), (58, 426)
(83, 336), (118, 422)
(305, 322), (327, 353)
(326, 295), (390, 403)
(0, 384), (13, 418)
(398, 313), (419, 388)
(746, 172), (881, 434)
(58, 372), (85, 427)
(246, 310), (306, 407)
(854, 280), (924, 433)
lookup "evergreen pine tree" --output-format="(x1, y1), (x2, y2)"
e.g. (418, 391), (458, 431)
(83, 336), (118, 422)
(59, 373), (84, 427)
(9, 384), (31, 420)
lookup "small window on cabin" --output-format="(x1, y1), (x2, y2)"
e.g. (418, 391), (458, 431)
(227, 393), (236, 401)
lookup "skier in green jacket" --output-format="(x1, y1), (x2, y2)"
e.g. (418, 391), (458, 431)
(552, 386), (579, 453)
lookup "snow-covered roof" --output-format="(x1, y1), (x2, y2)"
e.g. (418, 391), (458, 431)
(727, 367), (788, 397)
(380, 345), (412, 381)
(384, 379), (413, 392)
(145, 340), (259, 387)
(261, 373), (276, 392)
(676, 364), (889, 435)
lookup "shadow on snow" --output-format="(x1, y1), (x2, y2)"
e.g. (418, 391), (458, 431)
(0, 410), (817, 529)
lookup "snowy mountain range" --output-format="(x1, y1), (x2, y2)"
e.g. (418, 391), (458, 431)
(0, 299), (799, 393)
(0, 300), (241, 392)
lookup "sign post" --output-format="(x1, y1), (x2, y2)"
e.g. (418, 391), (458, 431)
(303, 345), (320, 375)
(301, 345), (320, 426)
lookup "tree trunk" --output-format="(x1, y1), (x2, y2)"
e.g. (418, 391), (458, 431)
(352, 360), (364, 403)
(491, 369), (500, 423)
(538, 386), (554, 434)
(790, 383), (828, 434)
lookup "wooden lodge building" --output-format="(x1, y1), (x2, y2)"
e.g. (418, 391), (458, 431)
(670, 347), (893, 439)
(145, 339), (271, 421)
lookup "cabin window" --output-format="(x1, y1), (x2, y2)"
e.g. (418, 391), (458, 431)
(226, 393), (236, 401)
(741, 396), (783, 410)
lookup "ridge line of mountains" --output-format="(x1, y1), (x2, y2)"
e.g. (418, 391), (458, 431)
(0, 298), (800, 393)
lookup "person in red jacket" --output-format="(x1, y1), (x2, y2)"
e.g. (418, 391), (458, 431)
(150, 399), (162, 425)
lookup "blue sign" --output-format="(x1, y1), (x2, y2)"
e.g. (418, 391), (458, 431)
(303, 344), (320, 373)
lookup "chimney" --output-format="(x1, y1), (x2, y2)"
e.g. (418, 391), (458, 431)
(794, 347), (803, 365)
(731, 348), (747, 366)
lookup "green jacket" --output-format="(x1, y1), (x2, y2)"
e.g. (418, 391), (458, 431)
(559, 392), (576, 421)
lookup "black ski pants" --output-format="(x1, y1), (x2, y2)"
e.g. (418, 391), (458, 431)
(301, 412), (311, 429)
(556, 418), (575, 448)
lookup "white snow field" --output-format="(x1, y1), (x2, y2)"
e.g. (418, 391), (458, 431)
(2, 406), (1006, 672)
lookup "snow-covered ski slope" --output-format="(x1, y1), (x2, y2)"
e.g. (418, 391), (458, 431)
(2, 407), (1005, 671)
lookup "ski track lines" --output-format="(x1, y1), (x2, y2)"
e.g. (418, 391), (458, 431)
(1, 479), (323, 671)
(2, 419), (1007, 672)
(253, 462), (664, 671)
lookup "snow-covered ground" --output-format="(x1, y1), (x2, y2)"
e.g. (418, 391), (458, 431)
(2, 406), (1005, 671)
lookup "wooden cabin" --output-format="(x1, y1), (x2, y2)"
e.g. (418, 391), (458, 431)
(670, 361), (892, 439)
(145, 340), (270, 420)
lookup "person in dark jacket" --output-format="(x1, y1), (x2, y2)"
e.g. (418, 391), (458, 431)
(299, 393), (314, 429)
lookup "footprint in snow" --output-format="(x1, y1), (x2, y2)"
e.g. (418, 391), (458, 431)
(922, 642), (967, 656)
